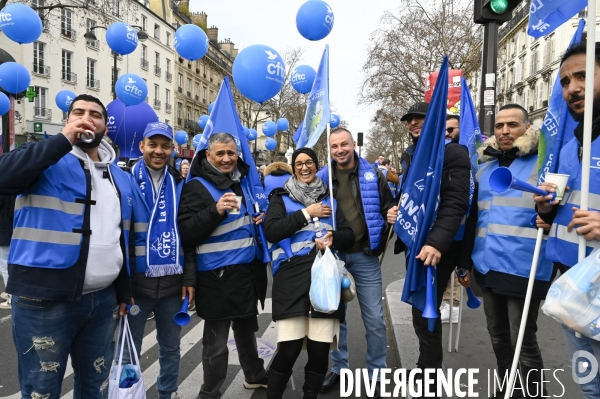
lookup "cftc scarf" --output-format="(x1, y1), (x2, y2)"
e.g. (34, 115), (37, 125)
(132, 160), (182, 277)
(283, 175), (328, 207)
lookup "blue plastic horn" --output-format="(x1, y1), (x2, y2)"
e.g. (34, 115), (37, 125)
(456, 268), (481, 309)
(489, 167), (555, 200)
(423, 267), (438, 319)
(174, 294), (191, 326)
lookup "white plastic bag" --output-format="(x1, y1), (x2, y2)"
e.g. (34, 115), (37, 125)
(542, 247), (600, 340)
(310, 247), (342, 314)
(108, 315), (146, 399)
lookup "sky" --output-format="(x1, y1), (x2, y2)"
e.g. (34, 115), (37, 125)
(188, 0), (400, 137)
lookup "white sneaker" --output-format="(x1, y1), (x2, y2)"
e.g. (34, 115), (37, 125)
(441, 303), (459, 324)
(0, 300), (11, 310)
(0, 292), (9, 300)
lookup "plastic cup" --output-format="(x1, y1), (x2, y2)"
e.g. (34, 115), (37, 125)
(229, 196), (242, 214)
(545, 172), (569, 201)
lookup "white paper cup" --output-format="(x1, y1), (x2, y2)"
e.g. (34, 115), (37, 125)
(229, 196), (242, 214)
(545, 172), (569, 200)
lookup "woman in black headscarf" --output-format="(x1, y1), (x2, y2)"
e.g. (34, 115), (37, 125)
(264, 147), (354, 399)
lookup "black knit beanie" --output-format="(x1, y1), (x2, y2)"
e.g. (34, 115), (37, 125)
(291, 147), (319, 168)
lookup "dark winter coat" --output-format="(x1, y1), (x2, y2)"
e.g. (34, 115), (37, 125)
(0, 195), (14, 246)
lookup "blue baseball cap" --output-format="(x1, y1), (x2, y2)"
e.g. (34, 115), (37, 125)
(143, 122), (173, 140)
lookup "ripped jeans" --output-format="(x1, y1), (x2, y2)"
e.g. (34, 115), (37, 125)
(12, 285), (120, 399)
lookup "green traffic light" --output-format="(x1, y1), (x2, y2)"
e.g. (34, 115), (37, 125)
(490, 0), (508, 13)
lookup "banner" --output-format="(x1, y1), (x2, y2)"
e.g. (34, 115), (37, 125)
(424, 69), (462, 114)
(528, 0), (587, 38)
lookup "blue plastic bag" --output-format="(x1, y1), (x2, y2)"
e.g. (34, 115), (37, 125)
(309, 247), (341, 313)
(543, 247), (600, 340)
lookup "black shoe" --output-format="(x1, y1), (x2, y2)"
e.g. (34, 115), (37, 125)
(303, 370), (326, 399)
(319, 371), (339, 393)
(266, 369), (292, 399)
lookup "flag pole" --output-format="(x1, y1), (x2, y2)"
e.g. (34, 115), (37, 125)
(327, 122), (335, 230)
(503, 228), (544, 399)
(578, 0), (595, 262)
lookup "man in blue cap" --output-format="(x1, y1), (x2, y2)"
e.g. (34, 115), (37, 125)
(127, 122), (195, 399)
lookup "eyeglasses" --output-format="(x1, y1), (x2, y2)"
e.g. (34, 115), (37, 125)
(294, 160), (315, 169)
(446, 127), (458, 134)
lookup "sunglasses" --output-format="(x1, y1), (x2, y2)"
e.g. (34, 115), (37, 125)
(446, 127), (458, 134)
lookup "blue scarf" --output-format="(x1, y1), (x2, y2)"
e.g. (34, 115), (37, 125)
(132, 161), (182, 277)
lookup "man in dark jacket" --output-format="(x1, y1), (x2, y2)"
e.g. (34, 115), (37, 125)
(388, 101), (471, 397)
(0, 94), (145, 399)
(128, 122), (195, 399)
(317, 128), (394, 398)
(178, 132), (268, 398)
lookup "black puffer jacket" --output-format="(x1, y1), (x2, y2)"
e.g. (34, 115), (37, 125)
(265, 188), (355, 322)
(0, 195), (14, 247)
(177, 150), (267, 321)
(132, 164), (196, 299)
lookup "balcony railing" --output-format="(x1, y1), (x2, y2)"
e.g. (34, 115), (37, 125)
(141, 59), (149, 70)
(32, 64), (50, 76)
(86, 39), (99, 49)
(154, 65), (161, 76)
(154, 99), (161, 108)
(86, 78), (100, 89)
(62, 71), (77, 83)
(166, 71), (172, 82)
(177, 117), (182, 126)
(165, 103), (172, 113)
(184, 119), (197, 129)
(61, 27), (76, 40)
(34, 107), (52, 119)
(187, 91), (191, 98)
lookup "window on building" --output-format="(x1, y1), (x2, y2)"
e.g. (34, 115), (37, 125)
(87, 58), (97, 85)
(195, 83), (199, 99)
(545, 37), (556, 65)
(155, 52), (159, 66)
(530, 51), (538, 75)
(524, 87), (530, 109)
(33, 42), (45, 74)
(178, 74), (183, 90)
(61, 9), (73, 37)
(154, 84), (159, 104)
(34, 86), (47, 110)
(515, 62), (522, 83)
(522, 59), (527, 79)
(533, 84), (538, 110)
(166, 59), (171, 73)
(62, 50), (73, 81)
(186, 106), (191, 120)
(538, 82), (545, 109)
(177, 102), (182, 119)
(203, 87), (207, 101)
(186, 78), (191, 93)
(32, 0), (45, 25)
(154, 24), (160, 40)
(111, 0), (119, 16)
(166, 32), (171, 46)
(209, 90), (213, 102)
(166, 89), (170, 105)
(141, 44), (147, 61)
(141, 15), (147, 32)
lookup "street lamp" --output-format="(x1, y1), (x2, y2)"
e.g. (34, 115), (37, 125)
(83, 25), (148, 100)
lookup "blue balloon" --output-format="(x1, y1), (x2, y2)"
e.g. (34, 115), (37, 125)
(296, 0), (334, 41)
(107, 99), (158, 159)
(175, 130), (188, 145)
(192, 133), (202, 149)
(174, 24), (209, 61)
(290, 65), (316, 94)
(262, 121), (277, 137)
(198, 115), (209, 129)
(232, 44), (285, 103)
(115, 73), (147, 106)
(276, 118), (289, 131)
(208, 102), (215, 114)
(0, 3), (42, 44)
(0, 92), (9, 115)
(55, 90), (76, 113)
(106, 22), (139, 55)
(0, 62), (30, 94)
(265, 138), (277, 151)
(330, 113), (340, 128)
(248, 129), (258, 141)
(243, 126), (250, 139)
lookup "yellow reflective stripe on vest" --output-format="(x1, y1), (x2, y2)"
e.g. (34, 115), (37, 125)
(492, 194), (533, 209)
(272, 240), (315, 260)
(134, 222), (148, 232)
(135, 246), (146, 256)
(565, 190), (600, 210)
(487, 223), (544, 240)
(476, 228), (486, 238)
(195, 237), (255, 254)
(211, 216), (251, 237)
(12, 227), (80, 245)
(550, 223), (600, 247)
(123, 220), (131, 231)
(15, 194), (84, 215)
(478, 201), (491, 210)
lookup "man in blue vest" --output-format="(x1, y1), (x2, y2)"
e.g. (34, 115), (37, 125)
(178, 132), (268, 398)
(463, 104), (552, 398)
(535, 42), (600, 399)
(0, 94), (146, 399)
(128, 122), (195, 399)
(317, 128), (394, 398)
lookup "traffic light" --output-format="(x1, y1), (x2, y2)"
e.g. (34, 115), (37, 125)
(474, 0), (522, 24)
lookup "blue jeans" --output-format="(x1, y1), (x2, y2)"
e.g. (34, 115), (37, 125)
(124, 295), (182, 399)
(331, 251), (387, 380)
(563, 325), (600, 399)
(12, 285), (119, 399)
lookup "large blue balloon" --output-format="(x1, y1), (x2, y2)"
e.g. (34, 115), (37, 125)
(262, 121), (277, 137)
(0, 92), (9, 115)
(265, 138), (277, 151)
(276, 118), (289, 131)
(248, 129), (258, 141)
(290, 65), (316, 94)
(0, 62), (30, 94)
(174, 24), (209, 61)
(208, 102), (215, 114)
(107, 99), (158, 159)
(106, 22), (139, 55)
(232, 44), (285, 103)
(192, 133), (202, 149)
(55, 90), (76, 113)
(175, 130), (188, 145)
(296, 0), (334, 41)
(115, 73), (147, 106)
(0, 3), (42, 44)
(330, 113), (340, 128)
(198, 115), (209, 129)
